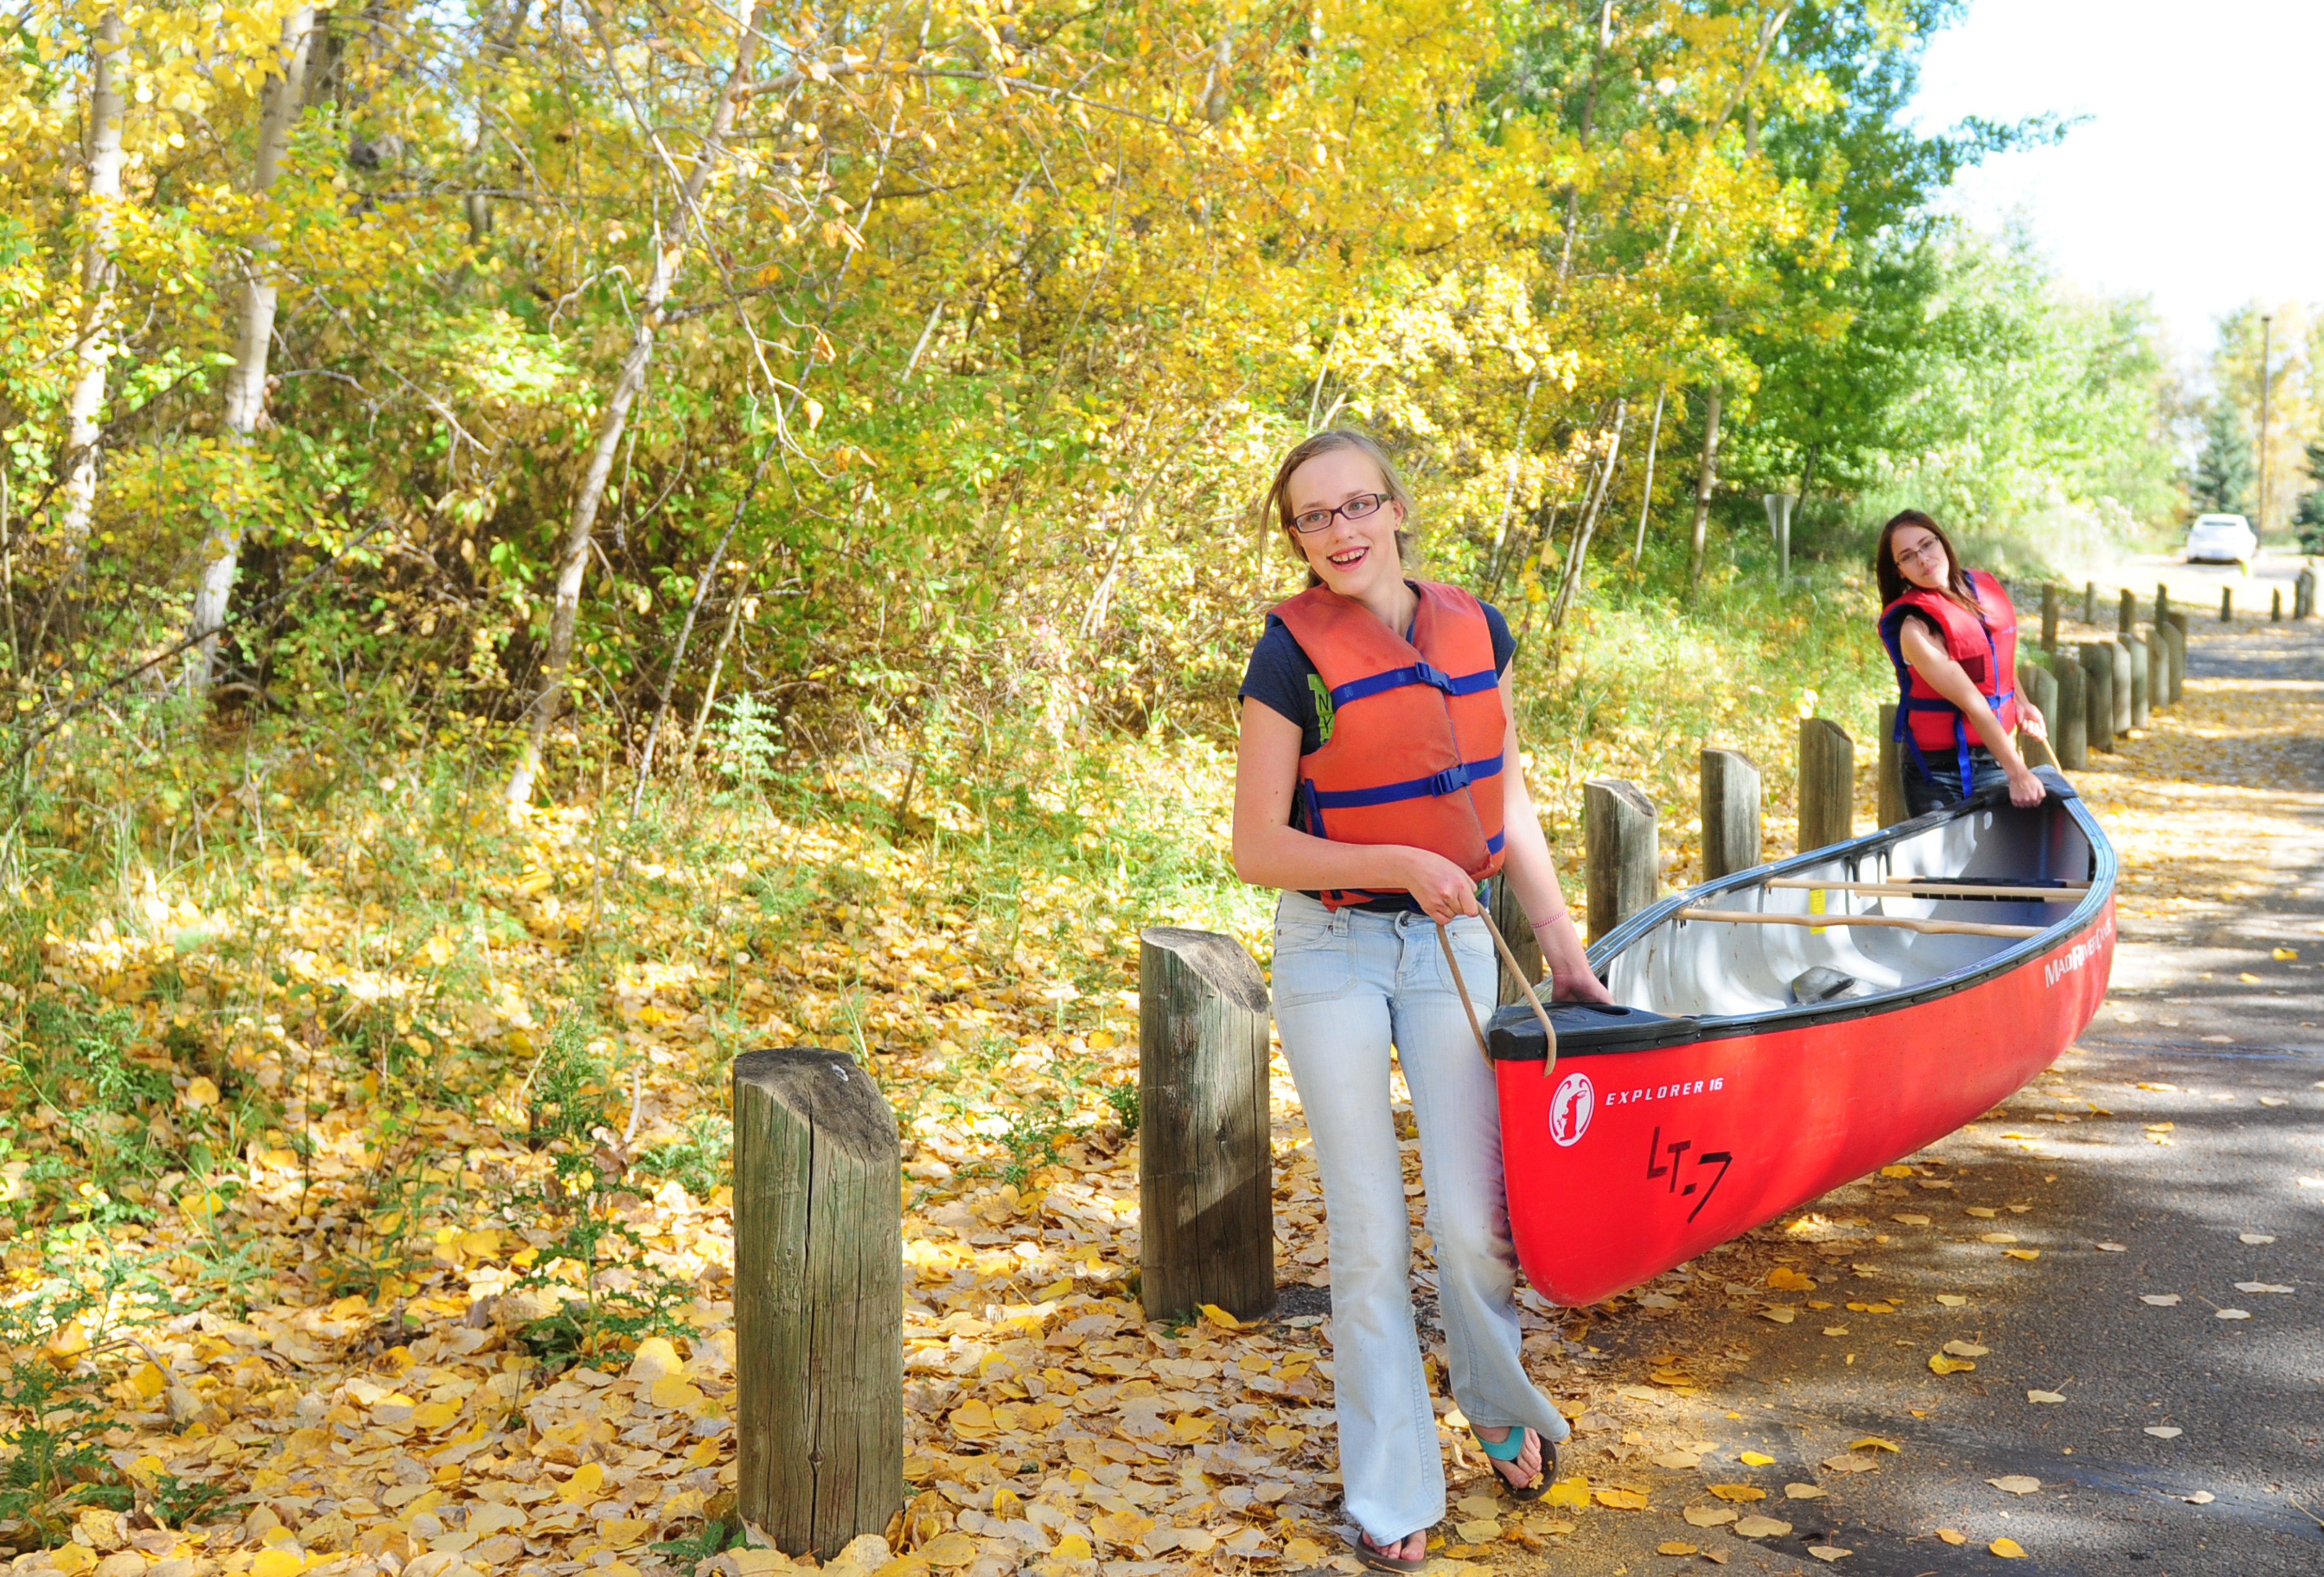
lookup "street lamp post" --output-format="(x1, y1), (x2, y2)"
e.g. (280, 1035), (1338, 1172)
(2257, 314), (2273, 544)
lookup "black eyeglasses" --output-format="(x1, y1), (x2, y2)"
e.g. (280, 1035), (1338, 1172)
(1290, 492), (1393, 534)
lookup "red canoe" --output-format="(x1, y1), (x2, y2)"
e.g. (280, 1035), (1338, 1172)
(1488, 772), (2114, 1308)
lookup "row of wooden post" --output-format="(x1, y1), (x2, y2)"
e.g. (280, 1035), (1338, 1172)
(737, 571), (2279, 1554)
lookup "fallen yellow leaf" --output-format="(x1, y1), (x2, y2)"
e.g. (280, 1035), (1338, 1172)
(1846, 1437), (1901, 1453)
(1708, 1484), (1767, 1502)
(1594, 1487), (1650, 1510)
(558, 1462), (604, 1503)
(250, 1551), (305, 1577)
(1657, 1542), (1700, 1556)
(1991, 1536), (2028, 1558)
(1936, 1528), (1968, 1544)
(1738, 1451), (1776, 1466)
(920, 1533), (979, 1566)
(1928, 1354), (1976, 1375)
(1545, 1475), (1591, 1509)
(1766, 1267), (1817, 1291)
(1197, 1303), (1251, 1331)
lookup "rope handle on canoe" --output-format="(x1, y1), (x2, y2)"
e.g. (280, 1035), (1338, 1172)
(1435, 911), (1558, 1080)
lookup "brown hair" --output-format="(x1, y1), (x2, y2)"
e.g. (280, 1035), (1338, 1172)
(1259, 429), (1415, 588)
(1876, 509), (1983, 614)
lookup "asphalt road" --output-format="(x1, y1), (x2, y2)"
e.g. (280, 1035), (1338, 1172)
(1424, 614), (2324, 1576)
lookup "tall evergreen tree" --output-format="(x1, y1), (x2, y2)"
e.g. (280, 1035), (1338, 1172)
(2191, 400), (2256, 516)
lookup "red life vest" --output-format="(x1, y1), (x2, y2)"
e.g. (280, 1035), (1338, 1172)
(1269, 580), (1508, 909)
(1877, 570), (2020, 797)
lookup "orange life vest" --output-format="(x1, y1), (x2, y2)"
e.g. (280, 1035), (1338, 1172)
(1269, 580), (1508, 909)
(1877, 570), (2020, 797)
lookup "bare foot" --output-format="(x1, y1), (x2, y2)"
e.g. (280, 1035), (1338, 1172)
(1471, 1424), (1543, 1489)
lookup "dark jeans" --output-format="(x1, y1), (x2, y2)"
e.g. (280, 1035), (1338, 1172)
(1903, 744), (2009, 817)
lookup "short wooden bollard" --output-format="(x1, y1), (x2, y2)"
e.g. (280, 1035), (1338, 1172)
(2272, 587), (2283, 622)
(2122, 635), (2149, 728)
(1700, 748), (1762, 879)
(2016, 659), (2058, 757)
(2145, 625), (2168, 710)
(1487, 875), (1544, 1007)
(2163, 612), (2187, 702)
(1875, 704), (1907, 826)
(2297, 566), (2317, 618)
(2083, 580), (2097, 624)
(2221, 587), (2233, 623)
(1797, 718), (1855, 853)
(1138, 927), (1274, 1324)
(2040, 584), (2059, 652)
(2111, 638), (2137, 731)
(2079, 642), (2116, 753)
(2156, 583), (2170, 627)
(1584, 777), (1658, 942)
(2118, 588), (2137, 635)
(2049, 656), (2087, 770)
(734, 1048), (903, 1559)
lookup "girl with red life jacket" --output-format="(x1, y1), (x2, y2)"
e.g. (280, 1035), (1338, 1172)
(1231, 430), (1610, 1573)
(1875, 510), (2050, 815)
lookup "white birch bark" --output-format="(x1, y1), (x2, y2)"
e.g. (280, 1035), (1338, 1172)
(57, 10), (127, 578)
(189, 6), (316, 688)
(505, 4), (766, 809)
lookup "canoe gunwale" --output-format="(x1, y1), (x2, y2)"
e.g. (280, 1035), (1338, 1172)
(1521, 777), (2118, 1060)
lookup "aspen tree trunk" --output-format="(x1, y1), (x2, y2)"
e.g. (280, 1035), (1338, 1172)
(57, 10), (127, 580)
(506, 5), (765, 809)
(189, 6), (317, 688)
(1686, 388), (1723, 596)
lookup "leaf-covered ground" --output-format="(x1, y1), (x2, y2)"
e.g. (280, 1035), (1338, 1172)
(8, 620), (2318, 1577)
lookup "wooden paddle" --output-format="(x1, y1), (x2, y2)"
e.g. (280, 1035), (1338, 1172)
(1765, 877), (2087, 901)
(1674, 907), (2042, 940)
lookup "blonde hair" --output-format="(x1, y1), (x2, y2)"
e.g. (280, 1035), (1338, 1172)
(1259, 429), (1416, 587)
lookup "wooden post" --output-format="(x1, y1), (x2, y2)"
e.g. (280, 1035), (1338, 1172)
(1700, 748), (1762, 879)
(1797, 717), (1855, 853)
(2083, 580), (2096, 624)
(2163, 612), (2187, 703)
(2109, 639), (2133, 734)
(2049, 654), (2087, 770)
(2145, 625), (2168, 711)
(2016, 659), (2058, 754)
(2272, 586), (2283, 621)
(1487, 874), (1544, 1007)
(2079, 642), (2116, 754)
(2221, 586), (2233, 623)
(2297, 566), (2316, 618)
(1584, 778), (1658, 942)
(1138, 927), (1274, 1324)
(1875, 704), (1907, 826)
(2118, 587), (2136, 634)
(734, 1048), (903, 1560)
(2156, 583), (2170, 628)
(2040, 583), (2058, 652)
(2122, 634), (2148, 728)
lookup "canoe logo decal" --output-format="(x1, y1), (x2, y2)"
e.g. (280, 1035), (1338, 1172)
(2043, 912), (2115, 988)
(1548, 1071), (1596, 1147)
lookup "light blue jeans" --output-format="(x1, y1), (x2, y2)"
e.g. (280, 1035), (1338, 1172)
(1269, 892), (1569, 1543)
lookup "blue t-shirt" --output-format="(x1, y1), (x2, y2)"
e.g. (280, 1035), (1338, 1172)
(1237, 592), (1517, 912)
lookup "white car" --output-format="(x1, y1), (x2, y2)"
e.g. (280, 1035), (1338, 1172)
(2184, 513), (2257, 564)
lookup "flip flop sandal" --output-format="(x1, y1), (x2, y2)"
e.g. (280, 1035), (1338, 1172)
(1474, 1425), (1552, 1501)
(1348, 1531), (1427, 1574)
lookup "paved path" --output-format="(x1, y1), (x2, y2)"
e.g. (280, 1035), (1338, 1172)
(1419, 617), (2323, 1576)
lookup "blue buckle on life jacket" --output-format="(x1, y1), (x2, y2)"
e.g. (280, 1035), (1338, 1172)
(1310, 753), (1504, 809)
(1327, 664), (1500, 708)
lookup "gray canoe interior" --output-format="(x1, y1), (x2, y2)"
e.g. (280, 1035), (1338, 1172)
(1605, 800), (2097, 1019)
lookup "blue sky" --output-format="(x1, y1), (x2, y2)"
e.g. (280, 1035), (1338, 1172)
(1907, 0), (2324, 365)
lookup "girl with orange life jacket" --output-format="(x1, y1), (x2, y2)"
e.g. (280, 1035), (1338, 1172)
(1231, 430), (1610, 1573)
(1875, 510), (2050, 815)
